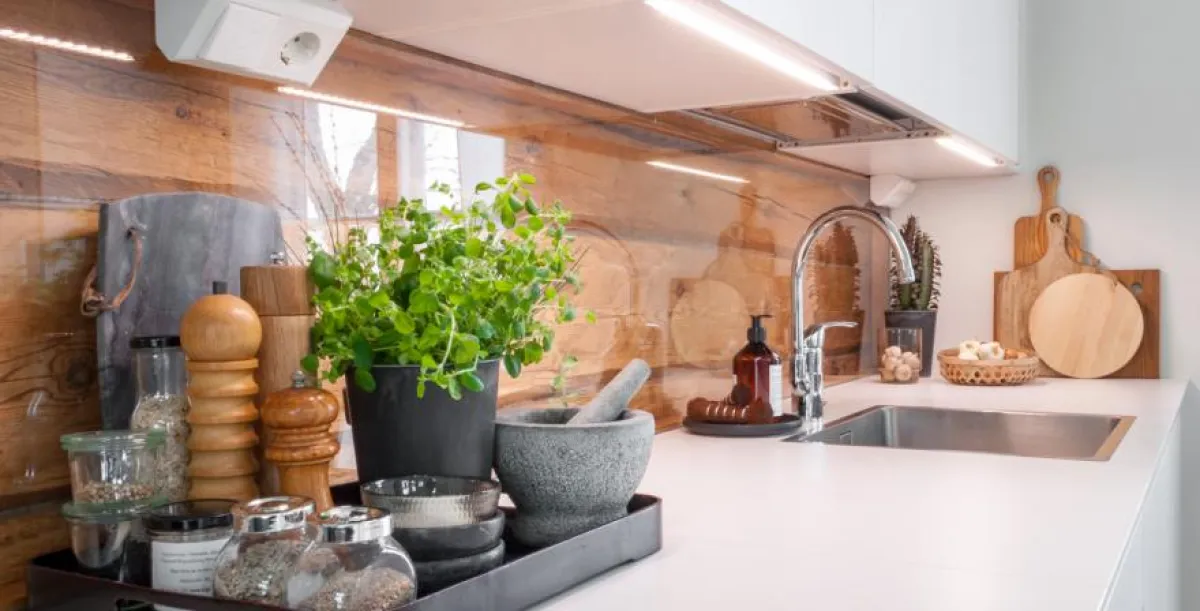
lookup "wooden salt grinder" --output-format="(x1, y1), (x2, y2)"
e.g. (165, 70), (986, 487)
(180, 281), (263, 502)
(262, 371), (340, 511)
(240, 260), (314, 494)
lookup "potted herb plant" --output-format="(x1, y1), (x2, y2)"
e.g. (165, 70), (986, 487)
(886, 215), (941, 377)
(302, 173), (583, 482)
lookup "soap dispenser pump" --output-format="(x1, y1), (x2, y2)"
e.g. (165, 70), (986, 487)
(733, 315), (784, 417)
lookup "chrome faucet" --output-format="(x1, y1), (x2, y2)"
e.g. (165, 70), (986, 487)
(791, 205), (916, 424)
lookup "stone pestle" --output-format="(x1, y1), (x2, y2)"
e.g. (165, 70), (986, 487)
(566, 359), (651, 425)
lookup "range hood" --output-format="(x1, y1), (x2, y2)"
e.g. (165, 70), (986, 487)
(682, 89), (1012, 179)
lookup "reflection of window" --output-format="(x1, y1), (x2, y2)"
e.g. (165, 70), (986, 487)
(423, 124), (461, 210)
(398, 121), (505, 211)
(307, 102), (379, 221)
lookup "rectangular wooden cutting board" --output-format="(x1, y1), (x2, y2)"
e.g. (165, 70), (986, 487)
(992, 269), (1159, 378)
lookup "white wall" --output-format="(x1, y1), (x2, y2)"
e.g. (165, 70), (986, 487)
(898, 0), (1200, 382)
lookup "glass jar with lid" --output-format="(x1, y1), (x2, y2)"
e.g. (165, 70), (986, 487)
(61, 430), (164, 509)
(285, 506), (418, 611)
(213, 496), (316, 605)
(129, 335), (190, 502)
(145, 500), (237, 606)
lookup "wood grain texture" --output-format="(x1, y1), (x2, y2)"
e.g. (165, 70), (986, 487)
(1029, 273), (1144, 379)
(992, 269), (1160, 379)
(241, 265), (313, 316)
(186, 359), (260, 501)
(250, 315), (314, 493)
(240, 264), (314, 493)
(262, 382), (340, 511)
(1013, 166), (1084, 267)
(179, 291), (264, 362)
(995, 208), (1096, 358)
(0, 0), (878, 598)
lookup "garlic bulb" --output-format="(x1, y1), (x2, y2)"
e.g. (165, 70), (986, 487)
(957, 349), (980, 361)
(979, 342), (1005, 360)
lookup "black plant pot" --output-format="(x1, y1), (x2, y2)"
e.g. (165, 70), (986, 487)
(884, 310), (938, 377)
(345, 360), (500, 483)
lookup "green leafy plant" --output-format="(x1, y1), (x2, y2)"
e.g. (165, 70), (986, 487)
(302, 172), (589, 399)
(889, 215), (941, 311)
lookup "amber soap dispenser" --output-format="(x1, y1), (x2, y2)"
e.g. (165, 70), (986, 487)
(733, 315), (783, 417)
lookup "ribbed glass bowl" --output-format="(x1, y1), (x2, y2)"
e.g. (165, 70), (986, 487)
(361, 475), (501, 528)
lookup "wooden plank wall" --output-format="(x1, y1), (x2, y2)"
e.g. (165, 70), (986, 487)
(0, 0), (882, 606)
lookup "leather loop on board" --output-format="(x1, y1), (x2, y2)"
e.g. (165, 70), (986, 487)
(80, 228), (142, 317)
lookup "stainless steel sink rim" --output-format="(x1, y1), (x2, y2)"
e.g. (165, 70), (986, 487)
(784, 405), (1136, 461)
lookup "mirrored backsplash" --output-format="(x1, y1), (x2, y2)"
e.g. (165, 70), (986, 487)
(0, 0), (888, 516)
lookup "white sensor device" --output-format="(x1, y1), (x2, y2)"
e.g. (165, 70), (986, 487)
(870, 174), (917, 209)
(156, 0), (352, 86)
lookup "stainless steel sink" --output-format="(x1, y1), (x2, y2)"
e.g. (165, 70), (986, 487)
(785, 405), (1135, 461)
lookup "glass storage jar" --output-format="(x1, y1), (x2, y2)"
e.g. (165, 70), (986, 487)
(61, 430), (164, 509)
(879, 327), (922, 385)
(129, 335), (191, 502)
(213, 496), (315, 605)
(145, 500), (236, 608)
(62, 500), (153, 585)
(285, 506), (418, 611)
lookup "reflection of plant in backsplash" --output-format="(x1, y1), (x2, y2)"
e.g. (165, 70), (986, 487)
(889, 215), (941, 311)
(271, 111), (380, 263)
(551, 355), (581, 407)
(807, 221), (860, 314)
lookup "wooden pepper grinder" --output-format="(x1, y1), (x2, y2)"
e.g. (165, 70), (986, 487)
(262, 371), (340, 511)
(180, 281), (263, 501)
(240, 257), (315, 494)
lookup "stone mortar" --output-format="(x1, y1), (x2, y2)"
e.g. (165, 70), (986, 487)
(494, 407), (654, 548)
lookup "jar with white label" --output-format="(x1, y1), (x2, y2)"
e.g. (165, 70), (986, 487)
(145, 500), (236, 610)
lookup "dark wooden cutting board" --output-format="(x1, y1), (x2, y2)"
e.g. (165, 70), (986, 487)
(96, 193), (283, 428)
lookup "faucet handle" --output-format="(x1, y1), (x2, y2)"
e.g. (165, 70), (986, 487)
(803, 321), (858, 349)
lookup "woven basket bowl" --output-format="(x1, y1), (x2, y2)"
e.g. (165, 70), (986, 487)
(937, 349), (1040, 386)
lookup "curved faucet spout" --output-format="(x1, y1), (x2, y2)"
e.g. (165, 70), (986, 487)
(791, 205), (916, 420)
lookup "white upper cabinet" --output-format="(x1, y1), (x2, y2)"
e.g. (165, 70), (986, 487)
(717, 0), (874, 82)
(871, 0), (1020, 162)
(341, 0), (1021, 175)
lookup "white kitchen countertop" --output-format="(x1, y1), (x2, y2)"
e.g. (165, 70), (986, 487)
(534, 377), (1191, 611)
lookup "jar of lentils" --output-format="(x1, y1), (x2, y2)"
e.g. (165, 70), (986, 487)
(213, 496), (315, 605)
(285, 506), (418, 611)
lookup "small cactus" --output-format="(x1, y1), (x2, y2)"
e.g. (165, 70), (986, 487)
(890, 215), (941, 311)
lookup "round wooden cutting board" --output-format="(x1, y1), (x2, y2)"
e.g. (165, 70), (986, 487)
(1028, 273), (1144, 378)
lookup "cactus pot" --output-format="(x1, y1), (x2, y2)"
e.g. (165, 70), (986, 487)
(884, 310), (937, 377)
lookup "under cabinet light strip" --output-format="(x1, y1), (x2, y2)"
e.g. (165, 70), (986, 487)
(647, 160), (748, 184)
(645, 0), (839, 92)
(936, 136), (1001, 168)
(277, 86), (466, 128)
(0, 27), (134, 62)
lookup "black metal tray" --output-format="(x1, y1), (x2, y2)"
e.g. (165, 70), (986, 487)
(27, 486), (662, 611)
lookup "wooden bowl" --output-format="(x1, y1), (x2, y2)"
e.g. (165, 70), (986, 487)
(937, 349), (1040, 386)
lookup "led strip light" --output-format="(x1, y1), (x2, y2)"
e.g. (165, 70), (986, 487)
(0, 27), (133, 62)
